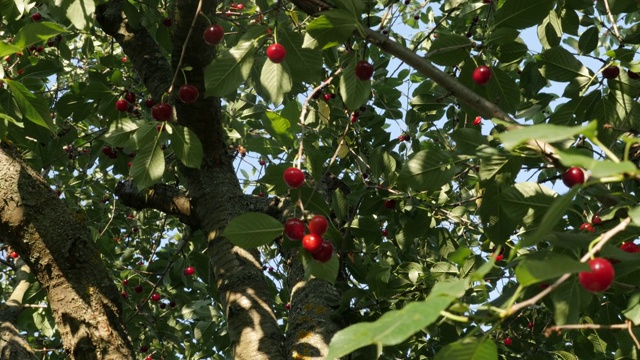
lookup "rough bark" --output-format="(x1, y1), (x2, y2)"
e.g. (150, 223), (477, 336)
(170, 0), (286, 357)
(115, 181), (199, 228)
(0, 260), (37, 360)
(285, 251), (342, 360)
(0, 145), (134, 359)
(95, 0), (172, 102)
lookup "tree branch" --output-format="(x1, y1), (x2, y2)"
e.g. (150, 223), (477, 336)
(95, 0), (172, 101)
(0, 259), (37, 360)
(115, 180), (200, 228)
(0, 144), (135, 359)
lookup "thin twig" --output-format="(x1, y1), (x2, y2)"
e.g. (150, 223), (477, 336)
(168, 0), (205, 95)
(99, 198), (118, 238)
(602, 0), (623, 43)
(296, 68), (342, 168)
(506, 217), (631, 316)
(545, 322), (628, 336)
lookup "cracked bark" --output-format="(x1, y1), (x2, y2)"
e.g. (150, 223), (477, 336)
(98, 0), (285, 357)
(0, 145), (134, 359)
(0, 260), (37, 360)
(285, 250), (342, 360)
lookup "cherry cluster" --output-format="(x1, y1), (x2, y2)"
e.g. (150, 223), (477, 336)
(284, 215), (334, 263)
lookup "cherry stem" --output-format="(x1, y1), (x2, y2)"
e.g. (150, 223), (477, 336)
(505, 217), (631, 318)
(168, 0), (205, 95)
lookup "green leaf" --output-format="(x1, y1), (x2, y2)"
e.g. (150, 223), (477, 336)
(303, 10), (357, 50)
(260, 60), (292, 105)
(516, 253), (589, 287)
(340, 60), (372, 111)
(500, 182), (556, 227)
(493, 0), (554, 29)
(578, 27), (599, 55)
(520, 187), (580, 247)
(262, 111), (294, 148)
(538, 46), (592, 82)
(130, 139), (165, 189)
(223, 212), (284, 248)
(335, 0), (364, 17)
(397, 147), (459, 191)
(204, 28), (264, 97)
(326, 279), (467, 359)
(0, 42), (22, 58)
(427, 34), (472, 66)
(278, 30), (323, 84)
(451, 128), (488, 154)
(622, 293), (640, 325)
(301, 249), (339, 284)
(103, 118), (142, 148)
(498, 122), (596, 150)
(486, 67), (520, 114)
(5, 79), (55, 132)
(11, 21), (67, 50)
(551, 278), (588, 325)
(434, 338), (498, 360)
(629, 206), (640, 226)
(170, 125), (203, 168)
(57, 0), (96, 30)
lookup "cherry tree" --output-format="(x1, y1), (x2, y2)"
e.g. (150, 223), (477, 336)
(1, 0), (640, 359)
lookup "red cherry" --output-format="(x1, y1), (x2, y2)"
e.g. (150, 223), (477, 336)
(311, 241), (334, 262)
(259, 159), (266, 166)
(302, 234), (323, 253)
(122, 279), (129, 285)
(183, 266), (195, 276)
(284, 218), (305, 241)
(578, 258), (615, 293)
(31, 13), (42, 21)
(308, 215), (328, 236)
(151, 293), (161, 302)
(323, 93), (332, 101)
(473, 116), (482, 125)
(169, 301), (177, 308)
(602, 66), (620, 79)
(145, 98), (154, 108)
(504, 338), (512, 346)
(384, 199), (396, 209)
(178, 84), (199, 104)
(159, 303), (166, 309)
(620, 242), (640, 253)
(472, 65), (492, 85)
(266, 43), (287, 63)
(10, 251), (18, 259)
(163, 17), (172, 27)
(139, 345), (148, 353)
(283, 167), (305, 188)
(285, 303), (291, 310)
(592, 214), (602, 225)
(125, 92), (136, 103)
(354, 61), (374, 81)
(528, 322), (534, 329)
(116, 99), (129, 112)
(579, 223), (595, 233)
(121, 56), (128, 63)
(134, 285), (143, 293)
(382, 229), (388, 236)
(628, 70), (640, 80)
(203, 24), (225, 45)
(121, 291), (129, 299)
(102, 146), (118, 159)
(151, 102), (172, 122)
(562, 167), (585, 188)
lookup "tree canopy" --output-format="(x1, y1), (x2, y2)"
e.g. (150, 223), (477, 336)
(1, 0), (640, 359)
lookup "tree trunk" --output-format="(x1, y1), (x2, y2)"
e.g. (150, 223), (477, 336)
(0, 145), (135, 359)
